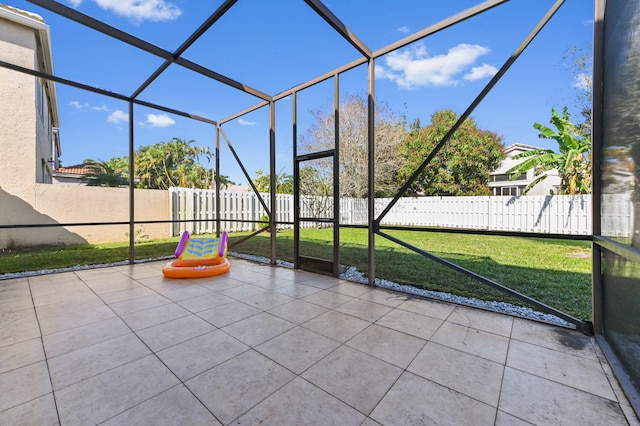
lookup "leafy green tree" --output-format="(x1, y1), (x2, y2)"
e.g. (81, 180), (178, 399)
(135, 137), (212, 189)
(214, 173), (236, 189)
(507, 107), (591, 195)
(253, 167), (293, 194)
(81, 158), (128, 187)
(398, 109), (505, 196)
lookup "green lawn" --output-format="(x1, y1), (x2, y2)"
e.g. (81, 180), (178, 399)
(0, 227), (592, 320)
(228, 228), (592, 321)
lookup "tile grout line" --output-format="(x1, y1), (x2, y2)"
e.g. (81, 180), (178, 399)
(71, 268), (227, 425)
(27, 274), (63, 426)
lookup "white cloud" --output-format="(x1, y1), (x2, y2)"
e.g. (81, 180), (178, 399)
(574, 73), (592, 91)
(397, 26), (410, 34)
(464, 64), (498, 81)
(69, 100), (89, 110)
(376, 42), (494, 89)
(107, 109), (129, 123)
(140, 113), (175, 127)
(69, 0), (182, 22)
(238, 118), (256, 126)
(92, 104), (112, 112)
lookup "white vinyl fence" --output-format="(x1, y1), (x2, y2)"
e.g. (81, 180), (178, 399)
(168, 187), (633, 238)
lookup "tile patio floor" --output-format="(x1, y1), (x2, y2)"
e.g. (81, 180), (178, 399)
(0, 258), (638, 425)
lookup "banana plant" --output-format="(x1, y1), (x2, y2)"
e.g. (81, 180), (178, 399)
(507, 107), (591, 194)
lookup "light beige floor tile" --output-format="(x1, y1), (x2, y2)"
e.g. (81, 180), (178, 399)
(328, 281), (372, 297)
(301, 276), (341, 290)
(359, 288), (407, 307)
(248, 265), (316, 283)
(256, 326), (340, 374)
(136, 275), (175, 288)
(0, 297), (33, 315)
(108, 293), (172, 316)
(397, 297), (456, 320)
(0, 309), (41, 347)
(178, 292), (235, 312)
(448, 305), (514, 337)
(0, 278), (31, 303)
(267, 299), (328, 324)
(303, 310), (370, 343)
(370, 371), (496, 426)
(32, 288), (98, 308)
(84, 277), (142, 294)
(499, 367), (627, 425)
(225, 267), (273, 283)
(235, 377), (366, 425)
(302, 345), (403, 415)
(222, 312), (295, 347)
(102, 384), (221, 426)
(48, 333), (150, 390)
(431, 321), (509, 364)
(113, 264), (159, 280)
(197, 300), (261, 327)
(240, 290), (295, 311)
(42, 316), (130, 358)
(29, 277), (86, 298)
(220, 284), (268, 300)
(198, 274), (246, 291)
(0, 361), (52, 412)
(157, 330), (249, 381)
(250, 276), (292, 290)
(303, 289), (353, 309)
(35, 297), (105, 320)
(507, 339), (616, 400)
(409, 342), (504, 407)
(346, 323), (426, 369)
(0, 393), (58, 426)
(39, 304), (116, 336)
(120, 302), (191, 331)
(335, 298), (393, 322)
(55, 355), (180, 425)
(136, 314), (215, 352)
(146, 281), (213, 302)
(74, 267), (121, 281)
(98, 286), (156, 304)
(274, 283), (323, 298)
(0, 337), (45, 374)
(376, 308), (443, 340)
(511, 318), (598, 361)
(186, 350), (295, 424)
(495, 410), (534, 425)
(621, 405), (640, 426)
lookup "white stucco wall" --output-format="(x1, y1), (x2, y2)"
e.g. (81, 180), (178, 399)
(0, 16), (38, 199)
(0, 184), (169, 248)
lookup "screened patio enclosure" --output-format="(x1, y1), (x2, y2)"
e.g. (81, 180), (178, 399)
(0, 0), (638, 417)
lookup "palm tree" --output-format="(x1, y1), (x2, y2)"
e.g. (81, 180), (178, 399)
(507, 107), (591, 195)
(81, 158), (128, 187)
(134, 138), (213, 189)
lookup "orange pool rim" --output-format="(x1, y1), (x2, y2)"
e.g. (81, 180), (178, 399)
(162, 257), (231, 278)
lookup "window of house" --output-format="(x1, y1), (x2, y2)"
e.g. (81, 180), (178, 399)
(491, 173), (527, 182)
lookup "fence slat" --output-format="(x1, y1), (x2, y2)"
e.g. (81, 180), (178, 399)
(169, 188), (621, 237)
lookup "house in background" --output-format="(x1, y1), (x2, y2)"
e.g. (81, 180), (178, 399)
(0, 4), (60, 190)
(488, 143), (561, 196)
(52, 163), (91, 184)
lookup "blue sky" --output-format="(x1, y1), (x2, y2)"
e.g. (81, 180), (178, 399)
(10, 0), (593, 186)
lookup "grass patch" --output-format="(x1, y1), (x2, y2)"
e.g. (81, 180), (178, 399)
(0, 227), (592, 320)
(228, 228), (592, 321)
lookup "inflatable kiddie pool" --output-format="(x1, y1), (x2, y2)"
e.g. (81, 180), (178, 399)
(162, 231), (230, 278)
